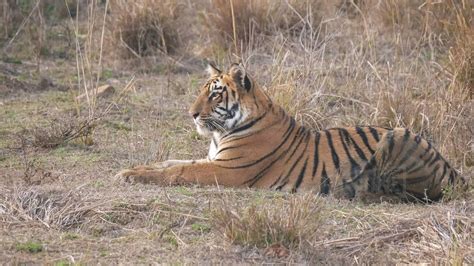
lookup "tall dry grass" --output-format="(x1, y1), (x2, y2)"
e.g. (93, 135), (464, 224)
(203, 0), (323, 54)
(108, 0), (183, 57)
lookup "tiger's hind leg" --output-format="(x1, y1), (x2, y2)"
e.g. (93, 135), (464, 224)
(343, 128), (459, 202)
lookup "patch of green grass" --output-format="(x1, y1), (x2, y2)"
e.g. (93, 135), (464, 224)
(106, 121), (132, 131)
(190, 131), (202, 140)
(99, 249), (108, 257)
(1, 57), (22, 64)
(172, 186), (193, 196)
(191, 222), (211, 233)
(92, 180), (105, 188)
(15, 241), (43, 253)
(49, 147), (103, 165)
(62, 233), (79, 240)
(54, 260), (71, 266)
(91, 227), (105, 237)
(101, 69), (114, 80)
(44, 90), (74, 103)
(163, 235), (178, 248)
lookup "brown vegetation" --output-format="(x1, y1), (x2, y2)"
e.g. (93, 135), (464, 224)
(108, 0), (183, 57)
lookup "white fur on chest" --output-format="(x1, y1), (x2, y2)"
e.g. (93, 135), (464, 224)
(208, 136), (219, 160)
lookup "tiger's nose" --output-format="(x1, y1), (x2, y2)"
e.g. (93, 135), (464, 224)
(190, 112), (200, 119)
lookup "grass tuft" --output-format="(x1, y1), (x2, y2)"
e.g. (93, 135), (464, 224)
(108, 0), (182, 57)
(29, 116), (95, 149)
(1, 187), (96, 229)
(204, 0), (322, 52)
(15, 240), (43, 253)
(212, 193), (323, 248)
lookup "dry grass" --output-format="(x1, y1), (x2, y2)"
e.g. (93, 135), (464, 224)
(0, 187), (98, 229)
(212, 193), (322, 249)
(108, 0), (183, 57)
(203, 0), (323, 53)
(28, 116), (95, 148)
(312, 197), (474, 263)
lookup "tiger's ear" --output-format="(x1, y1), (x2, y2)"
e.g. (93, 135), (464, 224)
(206, 62), (222, 76)
(228, 63), (252, 92)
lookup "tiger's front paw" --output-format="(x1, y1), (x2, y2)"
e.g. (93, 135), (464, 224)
(114, 169), (150, 184)
(114, 168), (175, 185)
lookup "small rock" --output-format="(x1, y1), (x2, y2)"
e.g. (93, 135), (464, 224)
(76, 84), (115, 101)
(264, 243), (290, 258)
(38, 77), (54, 90)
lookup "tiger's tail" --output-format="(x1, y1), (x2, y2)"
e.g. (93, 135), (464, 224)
(342, 128), (466, 202)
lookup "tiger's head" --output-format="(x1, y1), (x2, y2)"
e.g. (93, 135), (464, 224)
(189, 63), (270, 137)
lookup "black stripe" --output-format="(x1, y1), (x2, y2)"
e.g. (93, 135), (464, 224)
(405, 164), (440, 184)
(419, 142), (432, 159)
(402, 160), (422, 174)
(338, 129), (361, 178)
(248, 165), (272, 187)
(428, 152), (441, 167)
(243, 120), (298, 186)
(212, 136), (218, 147)
(320, 164), (331, 195)
(449, 169), (457, 185)
(390, 141), (419, 172)
(350, 155), (376, 183)
(369, 127), (381, 142)
(381, 130), (394, 163)
(325, 130), (340, 173)
(386, 129), (411, 169)
(243, 75), (251, 91)
(366, 159), (380, 192)
(424, 152), (436, 166)
(227, 103), (239, 119)
(312, 132), (321, 177)
(215, 145), (241, 156)
(220, 114), (288, 145)
(222, 118), (296, 169)
(223, 111), (267, 137)
(252, 93), (260, 110)
(285, 129), (309, 163)
(225, 90), (229, 111)
(387, 130), (396, 154)
(414, 134), (422, 144)
(214, 109), (227, 116)
(403, 129), (410, 140)
(355, 127), (375, 154)
(340, 128), (368, 161)
(274, 133), (311, 190)
(214, 156), (243, 161)
(293, 158), (309, 191)
(440, 163), (448, 183)
(406, 161), (427, 175)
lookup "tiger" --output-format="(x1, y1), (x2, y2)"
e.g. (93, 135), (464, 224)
(116, 63), (465, 201)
